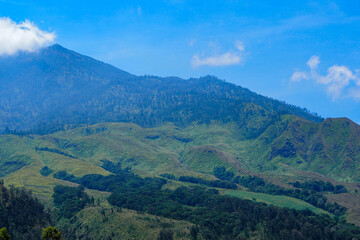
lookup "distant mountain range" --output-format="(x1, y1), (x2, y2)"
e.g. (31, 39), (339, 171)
(0, 44), (322, 134)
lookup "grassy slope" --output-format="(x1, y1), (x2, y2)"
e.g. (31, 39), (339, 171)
(325, 193), (360, 226)
(223, 190), (331, 216)
(228, 115), (360, 182)
(1, 119), (360, 224)
(61, 207), (197, 240)
(0, 134), (110, 199)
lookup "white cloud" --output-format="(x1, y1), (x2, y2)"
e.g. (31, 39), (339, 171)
(0, 17), (56, 56)
(291, 55), (360, 100)
(307, 55), (320, 69)
(235, 41), (245, 51)
(192, 52), (241, 68)
(191, 41), (245, 68)
(290, 71), (308, 82)
(324, 66), (354, 96)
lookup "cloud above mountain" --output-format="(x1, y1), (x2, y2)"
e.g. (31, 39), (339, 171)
(0, 17), (56, 56)
(290, 55), (360, 100)
(191, 41), (245, 68)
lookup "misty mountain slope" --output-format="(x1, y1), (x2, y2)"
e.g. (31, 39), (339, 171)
(0, 44), (321, 134)
(0, 44), (135, 130)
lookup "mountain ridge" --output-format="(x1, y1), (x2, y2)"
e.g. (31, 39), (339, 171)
(1, 44), (360, 234)
(0, 44), (322, 134)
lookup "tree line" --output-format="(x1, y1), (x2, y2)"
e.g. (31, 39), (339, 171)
(213, 167), (347, 216)
(0, 180), (60, 239)
(52, 166), (360, 240)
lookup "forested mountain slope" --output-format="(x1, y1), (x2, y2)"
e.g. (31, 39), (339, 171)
(0, 44), (321, 134)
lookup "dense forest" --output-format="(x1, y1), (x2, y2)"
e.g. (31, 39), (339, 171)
(213, 167), (347, 216)
(0, 181), (51, 239)
(52, 165), (360, 240)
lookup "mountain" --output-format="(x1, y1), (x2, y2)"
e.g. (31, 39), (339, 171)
(262, 116), (360, 181)
(0, 44), (134, 131)
(0, 44), (321, 134)
(2, 45), (360, 239)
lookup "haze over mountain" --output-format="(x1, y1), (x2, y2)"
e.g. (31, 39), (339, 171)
(0, 44), (322, 134)
(3, 44), (360, 182)
(2, 44), (360, 239)
(2, 1), (360, 238)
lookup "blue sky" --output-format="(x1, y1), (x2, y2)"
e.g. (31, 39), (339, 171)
(1, 0), (360, 122)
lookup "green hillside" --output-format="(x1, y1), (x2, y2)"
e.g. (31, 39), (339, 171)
(59, 207), (196, 240)
(256, 116), (360, 181)
(223, 189), (331, 216)
(1, 119), (360, 228)
(2, 118), (360, 190)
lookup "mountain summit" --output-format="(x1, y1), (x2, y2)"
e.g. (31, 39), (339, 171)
(0, 44), (321, 133)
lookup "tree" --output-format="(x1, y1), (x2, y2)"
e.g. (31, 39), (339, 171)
(190, 226), (199, 240)
(42, 227), (61, 240)
(0, 227), (11, 240)
(157, 229), (174, 240)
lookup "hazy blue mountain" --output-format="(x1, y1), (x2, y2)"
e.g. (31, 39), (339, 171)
(0, 44), (322, 134)
(3, 45), (360, 239)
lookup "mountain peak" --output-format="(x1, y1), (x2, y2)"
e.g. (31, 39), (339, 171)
(48, 43), (63, 49)
(0, 45), (322, 132)
(41, 43), (85, 59)
(43, 43), (72, 54)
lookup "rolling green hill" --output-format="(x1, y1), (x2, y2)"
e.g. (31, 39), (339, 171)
(1, 119), (360, 227)
(59, 207), (196, 240)
(256, 116), (360, 181)
(2, 118), (360, 188)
